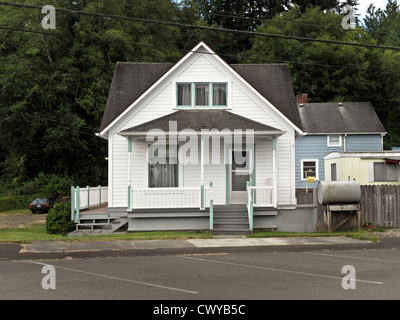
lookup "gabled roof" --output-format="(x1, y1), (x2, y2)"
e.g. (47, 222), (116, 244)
(120, 110), (285, 135)
(99, 42), (303, 136)
(99, 62), (173, 132)
(298, 102), (386, 134)
(231, 64), (302, 130)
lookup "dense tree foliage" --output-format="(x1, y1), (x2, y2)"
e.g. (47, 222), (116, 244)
(0, 0), (399, 195)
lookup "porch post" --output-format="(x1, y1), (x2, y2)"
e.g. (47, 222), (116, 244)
(128, 137), (132, 210)
(75, 186), (80, 223)
(209, 182), (213, 230)
(272, 136), (277, 208)
(200, 136), (205, 210)
(70, 186), (75, 221)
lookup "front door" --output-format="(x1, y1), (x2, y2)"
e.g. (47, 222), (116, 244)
(230, 148), (252, 204)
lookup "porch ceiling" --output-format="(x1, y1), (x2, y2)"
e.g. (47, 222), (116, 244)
(119, 110), (285, 138)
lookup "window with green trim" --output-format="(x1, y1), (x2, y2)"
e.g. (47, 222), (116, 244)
(177, 82), (227, 108)
(148, 145), (178, 188)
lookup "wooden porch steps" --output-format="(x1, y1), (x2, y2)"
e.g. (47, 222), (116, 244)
(71, 211), (128, 235)
(212, 205), (251, 235)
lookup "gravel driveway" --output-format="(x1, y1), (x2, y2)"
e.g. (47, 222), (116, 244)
(0, 212), (47, 229)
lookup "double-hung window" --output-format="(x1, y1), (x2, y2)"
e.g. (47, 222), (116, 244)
(327, 135), (342, 147)
(177, 83), (191, 107)
(195, 83), (209, 106)
(148, 145), (178, 188)
(301, 159), (319, 180)
(177, 82), (227, 108)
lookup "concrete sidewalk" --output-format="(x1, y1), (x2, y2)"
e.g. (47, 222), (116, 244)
(22, 236), (366, 253)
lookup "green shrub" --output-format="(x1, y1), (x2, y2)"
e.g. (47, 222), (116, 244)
(33, 173), (74, 198)
(46, 201), (75, 235)
(0, 194), (43, 212)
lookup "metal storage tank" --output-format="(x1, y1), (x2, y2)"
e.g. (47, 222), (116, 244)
(317, 181), (361, 205)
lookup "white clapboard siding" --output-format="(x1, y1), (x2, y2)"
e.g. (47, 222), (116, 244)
(107, 49), (297, 208)
(230, 82), (295, 204)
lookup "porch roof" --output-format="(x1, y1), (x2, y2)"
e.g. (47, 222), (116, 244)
(118, 110), (285, 137)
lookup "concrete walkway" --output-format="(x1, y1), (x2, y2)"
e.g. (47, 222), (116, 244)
(22, 236), (366, 253)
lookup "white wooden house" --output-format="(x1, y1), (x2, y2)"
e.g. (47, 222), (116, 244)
(97, 42), (305, 233)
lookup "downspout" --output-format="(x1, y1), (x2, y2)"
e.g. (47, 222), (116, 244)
(344, 134), (347, 152)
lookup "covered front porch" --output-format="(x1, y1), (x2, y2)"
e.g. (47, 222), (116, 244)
(119, 110), (284, 233)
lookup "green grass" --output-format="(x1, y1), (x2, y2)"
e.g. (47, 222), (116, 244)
(0, 224), (379, 243)
(0, 223), (213, 243)
(0, 224), (66, 243)
(250, 229), (381, 242)
(0, 209), (380, 243)
(0, 209), (31, 215)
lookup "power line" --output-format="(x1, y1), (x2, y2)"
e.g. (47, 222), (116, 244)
(1, 1), (400, 51)
(2, 25), (400, 75)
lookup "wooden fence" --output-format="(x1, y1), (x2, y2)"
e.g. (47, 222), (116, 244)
(297, 185), (400, 230)
(361, 185), (400, 228)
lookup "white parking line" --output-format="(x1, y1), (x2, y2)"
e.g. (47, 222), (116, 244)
(30, 261), (198, 295)
(180, 256), (383, 285)
(305, 251), (400, 264)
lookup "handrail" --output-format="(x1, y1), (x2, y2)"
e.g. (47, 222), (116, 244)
(249, 186), (274, 207)
(71, 185), (108, 222)
(209, 182), (214, 231)
(246, 181), (253, 231)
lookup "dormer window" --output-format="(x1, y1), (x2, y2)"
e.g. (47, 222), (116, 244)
(177, 82), (227, 108)
(177, 83), (191, 106)
(195, 83), (209, 106)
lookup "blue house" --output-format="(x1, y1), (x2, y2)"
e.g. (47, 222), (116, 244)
(295, 99), (386, 189)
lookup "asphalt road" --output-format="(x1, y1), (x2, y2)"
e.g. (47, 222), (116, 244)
(2, 239), (400, 305)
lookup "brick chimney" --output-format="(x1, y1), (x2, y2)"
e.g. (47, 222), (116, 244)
(296, 93), (308, 104)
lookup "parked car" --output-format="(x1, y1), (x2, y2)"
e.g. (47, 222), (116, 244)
(29, 198), (54, 213)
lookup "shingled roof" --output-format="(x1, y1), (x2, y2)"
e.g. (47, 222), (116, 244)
(99, 62), (173, 132)
(298, 102), (386, 134)
(231, 64), (302, 130)
(99, 61), (302, 133)
(120, 110), (284, 134)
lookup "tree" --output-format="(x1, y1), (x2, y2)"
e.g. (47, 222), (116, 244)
(364, 0), (400, 46)
(0, 0), (182, 188)
(248, 6), (400, 149)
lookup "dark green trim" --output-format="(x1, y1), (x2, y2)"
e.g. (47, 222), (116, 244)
(128, 137), (132, 152)
(176, 82), (228, 109)
(225, 144), (230, 205)
(273, 135), (276, 151)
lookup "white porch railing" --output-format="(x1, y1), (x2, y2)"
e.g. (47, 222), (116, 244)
(246, 183), (275, 231)
(130, 187), (201, 209)
(250, 186), (274, 207)
(71, 185), (108, 222)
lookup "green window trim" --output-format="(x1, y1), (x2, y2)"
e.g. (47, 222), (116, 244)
(212, 83), (228, 108)
(147, 144), (179, 188)
(176, 83), (192, 108)
(176, 82), (228, 109)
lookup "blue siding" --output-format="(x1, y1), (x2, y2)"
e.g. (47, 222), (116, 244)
(345, 134), (382, 151)
(295, 134), (382, 189)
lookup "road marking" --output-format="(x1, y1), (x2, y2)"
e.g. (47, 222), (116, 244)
(180, 256), (383, 285)
(181, 252), (229, 256)
(30, 261), (198, 294)
(305, 251), (400, 264)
